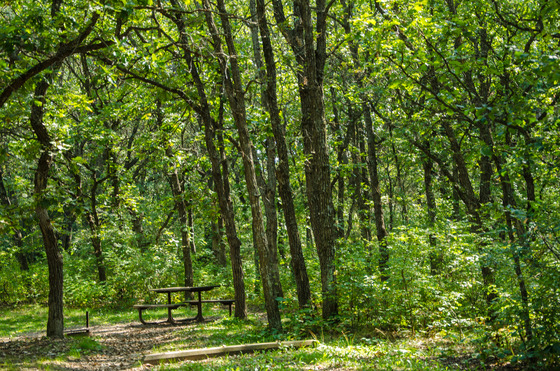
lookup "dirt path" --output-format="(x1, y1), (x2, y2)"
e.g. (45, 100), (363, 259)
(0, 320), (202, 370)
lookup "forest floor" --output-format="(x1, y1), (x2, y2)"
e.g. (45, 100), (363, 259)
(0, 315), (530, 370)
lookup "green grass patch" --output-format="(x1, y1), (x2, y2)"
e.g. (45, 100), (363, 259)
(0, 304), (138, 337)
(150, 337), (477, 370)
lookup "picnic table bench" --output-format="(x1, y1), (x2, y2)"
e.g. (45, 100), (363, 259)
(183, 299), (236, 316)
(133, 285), (235, 325)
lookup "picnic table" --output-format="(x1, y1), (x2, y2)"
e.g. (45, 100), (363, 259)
(133, 285), (235, 325)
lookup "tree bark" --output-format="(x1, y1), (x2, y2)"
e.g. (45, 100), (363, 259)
(30, 78), (64, 338)
(254, 0), (312, 308)
(422, 141), (439, 274)
(272, 0), (339, 321)
(478, 123), (533, 342)
(166, 146), (194, 292)
(163, 0), (248, 319)
(203, 0), (283, 330)
(0, 167), (29, 271)
(364, 104), (389, 280)
(85, 177), (107, 283)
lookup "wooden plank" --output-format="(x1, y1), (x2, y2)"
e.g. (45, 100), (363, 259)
(143, 340), (319, 364)
(133, 304), (182, 309)
(183, 300), (235, 304)
(65, 328), (90, 337)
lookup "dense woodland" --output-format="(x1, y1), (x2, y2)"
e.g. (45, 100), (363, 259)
(0, 0), (559, 365)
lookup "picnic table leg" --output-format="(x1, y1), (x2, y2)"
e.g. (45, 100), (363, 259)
(166, 292), (176, 324)
(195, 291), (204, 322)
(137, 308), (147, 325)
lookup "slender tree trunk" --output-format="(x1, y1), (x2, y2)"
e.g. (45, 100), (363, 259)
(479, 123), (533, 342)
(166, 148), (194, 291)
(162, 1), (248, 316)
(204, 0), (283, 330)
(254, 0), (312, 308)
(0, 167), (29, 271)
(155, 212), (173, 245)
(451, 165), (461, 220)
(85, 178), (107, 283)
(355, 121), (371, 242)
(30, 78), (64, 338)
(211, 212), (227, 267)
(364, 104), (389, 280)
(130, 208), (147, 252)
(388, 124), (408, 224)
(60, 208), (75, 252)
(248, 5), (282, 299)
(422, 141), (439, 274)
(440, 120), (498, 308)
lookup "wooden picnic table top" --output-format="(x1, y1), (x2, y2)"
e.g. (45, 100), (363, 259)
(150, 285), (220, 294)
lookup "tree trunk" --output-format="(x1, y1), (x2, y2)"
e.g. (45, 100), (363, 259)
(192, 69), (248, 319)
(355, 121), (371, 242)
(388, 124), (408, 225)
(30, 78), (64, 338)
(248, 6), (282, 299)
(166, 147), (194, 292)
(203, 0), (283, 330)
(163, 4), (248, 317)
(85, 178), (107, 283)
(272, 0), (338, 320)
(478, 123), (533, 342)
(0, 167), (29, 271)
(422, 141), (439, 274)
(364, 104), (389, 280)
(253, 0), (312, 308)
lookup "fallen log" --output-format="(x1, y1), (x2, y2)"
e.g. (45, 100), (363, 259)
(143, 339), (319, 364)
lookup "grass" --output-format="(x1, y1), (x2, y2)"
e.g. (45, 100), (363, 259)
(151, 335), (480, 370)
(0, 305), (540, 370)
(0, 304), (137, 338)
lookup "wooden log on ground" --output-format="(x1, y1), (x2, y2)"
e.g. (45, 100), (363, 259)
(143, 340), (319, 364)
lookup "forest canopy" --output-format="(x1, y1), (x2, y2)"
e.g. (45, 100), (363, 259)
(0, 0), (559, 365)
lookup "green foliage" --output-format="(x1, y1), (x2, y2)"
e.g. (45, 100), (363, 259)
(0, 258), (48, 305)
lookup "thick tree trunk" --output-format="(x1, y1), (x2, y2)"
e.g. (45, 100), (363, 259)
(272, 0), (338, 321)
